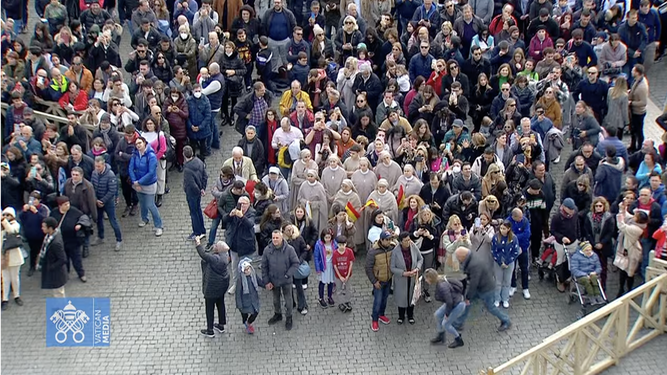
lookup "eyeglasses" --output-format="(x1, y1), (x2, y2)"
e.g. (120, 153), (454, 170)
(556, 45), (564, 48)
(315, 117), (323, 121)
(420, 46), (429, 49)
(446, 4), (453, 8)
(113, 103), (121, 107)
(295, 32), (303, 36)
(577, 183), (586, 187)
(392, 48), (399, 51)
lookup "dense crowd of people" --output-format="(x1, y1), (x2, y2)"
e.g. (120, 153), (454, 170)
(1, 0), (667, 348)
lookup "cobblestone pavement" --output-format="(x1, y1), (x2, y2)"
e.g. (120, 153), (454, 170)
(2, 9), (667, 375)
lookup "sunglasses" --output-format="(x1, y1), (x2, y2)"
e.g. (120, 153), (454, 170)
(344, 21), (353, 24)
(420, 46), (429, 49)
(357, 100), (365, 103)
(501, 88), (510, 91)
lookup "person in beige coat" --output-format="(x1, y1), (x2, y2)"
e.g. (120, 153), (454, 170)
(2, 207), (24, 310)
(628, 65), (649, 152)
(223, 147), (259, 182)
(615, 205), (647, 297)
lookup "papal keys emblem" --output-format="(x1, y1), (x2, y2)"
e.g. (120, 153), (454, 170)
(50, 301), (90, 343)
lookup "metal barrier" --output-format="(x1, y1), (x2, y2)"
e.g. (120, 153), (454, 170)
(482, 254), (667, 375)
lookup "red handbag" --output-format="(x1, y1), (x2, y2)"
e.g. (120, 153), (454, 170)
(204, 199), (218, 219)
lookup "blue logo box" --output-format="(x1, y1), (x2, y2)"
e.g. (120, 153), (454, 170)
(46, 298), (110, 347)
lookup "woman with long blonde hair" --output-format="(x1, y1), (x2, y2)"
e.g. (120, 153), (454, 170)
(602, 77), (629, 138)
(439, 215), (471, 272)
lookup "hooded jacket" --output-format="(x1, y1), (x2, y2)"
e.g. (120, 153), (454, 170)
(594, 157), (625, 204)
(197, 244), (230, 298)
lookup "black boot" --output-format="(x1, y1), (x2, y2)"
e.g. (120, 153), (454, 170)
(82, 246), (90, 258)
(155, 195), (163, 207)
(267, 314), (282, 325)
(430, 332), (445, 344)
(448, 335), (464, 348)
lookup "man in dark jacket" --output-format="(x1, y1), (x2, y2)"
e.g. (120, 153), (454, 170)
(451, 164), (482, 201)
(39, 217), (68, 297)
(452, 247), (512, 331)
(565, 143), (602, 176)
(261, 230), (300, 331)
(631, 187), (663, 279)
(461, 46), (491, 85)
(428, 269), (465, 347)
(115, 125), (140, 217)
(237, 126), (267, 177)
(530, 160), (556, 215)
(60, 114), (91, 155)
(594, 146), (625, 206)
(419, 173), (450, 219)
(409, 41), (435, 83)
(224, 195), (256, 295)
(20, 191), (50, 276)
(194, 237), (230, 337)
(365, 231), (395, 332)
(50, 196), (87, 282)
(63, 166), (97, 258)
(572, 66), (607, 120)
(618, 10), (648, 84)
(183, 146), (208, 240)
(550, 198), (580, 247)
(91, 157), (123, 251)
(233, 82), (274, 136)
(442, 191), (478, 229)
(352, 64), (383, 112)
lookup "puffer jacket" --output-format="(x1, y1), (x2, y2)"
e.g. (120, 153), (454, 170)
(225, 207), (256, 257)
(583, 211), (616, 258)
(570, 249), (601, 279)
(491, 234), (520, 266)
(365, 241), (394, 283)
(90, 163), (117, 205)
(594, 158), (625, 205)
(197, 244), (230, 298)
(186, 95), (212, 140)
(129, 144), (158, 186)
(163, 95), (189, 140)
(261, 240), (300, 287)
(220, 51), (246, 97)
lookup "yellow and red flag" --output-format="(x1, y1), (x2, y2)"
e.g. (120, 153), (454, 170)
(363, 199), (377, 210)
(397, 185), (405, 209)
(345, 202), (361, 223)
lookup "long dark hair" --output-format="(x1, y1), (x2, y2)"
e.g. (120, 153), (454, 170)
(260, 204), (282, 228)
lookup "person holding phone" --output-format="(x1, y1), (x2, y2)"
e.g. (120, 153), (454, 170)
(223, 196), (256, 295)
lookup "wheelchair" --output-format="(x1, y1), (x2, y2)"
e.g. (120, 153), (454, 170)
(564, 246), (608, 319)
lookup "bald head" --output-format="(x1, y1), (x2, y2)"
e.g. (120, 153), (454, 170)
(454, 247), (470, 263)
(511, 208), (523, 221)
(50, 67), (61, 78)
(209, 62), (220, 74)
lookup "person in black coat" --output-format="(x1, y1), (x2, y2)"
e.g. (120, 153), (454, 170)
(351, 65), (383, 112)
(151, 51), (174, 84)
(237, 126), (266, 177)
(259, 205), (287, 258)
(290, 208), (318, 288)
(233, 83), (274, 135)
(39, 217), (68, 297)
(224, 196), (256, 294)
(49, 196), (86, 282)
(220, 43), (247, 125)
(419, 173), (451, 219)
(284, 223), (309, 313)
(582, 197), (615, 290)
(440, 61), (470, 97)
(195, 237), (230, 337)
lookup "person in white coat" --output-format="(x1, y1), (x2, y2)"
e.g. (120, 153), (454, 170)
(1, 208), (24, 310)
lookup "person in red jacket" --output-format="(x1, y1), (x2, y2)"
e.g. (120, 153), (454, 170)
(58, 81), (89, 112)
(488, 4), (517, 37)
(426, 59), (447, 96)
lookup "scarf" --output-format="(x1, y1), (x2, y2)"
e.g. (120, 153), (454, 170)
(37, 229), (59, 271)
(238, 257), (258, 294)
(559, 206), (574, 219)
(405, 209), (417, 231)
(100, 126), (113, 149)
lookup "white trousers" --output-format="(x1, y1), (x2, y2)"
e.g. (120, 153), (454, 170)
(2, 266), (21, 300)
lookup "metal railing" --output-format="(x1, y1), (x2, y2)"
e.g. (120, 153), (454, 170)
(482, 254), (667, 375)
(0, 102), (95, 132)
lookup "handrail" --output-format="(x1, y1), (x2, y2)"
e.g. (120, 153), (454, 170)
(483, 254), (667, 375)
(0, 102), (95, 132)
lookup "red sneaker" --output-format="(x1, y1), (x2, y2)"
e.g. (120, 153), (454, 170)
(246, 324), (255, 334)
(371, 321), (379, 332)
(379, 316), (390, 325)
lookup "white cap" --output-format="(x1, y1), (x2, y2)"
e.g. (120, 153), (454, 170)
(269, 166), (280, 175)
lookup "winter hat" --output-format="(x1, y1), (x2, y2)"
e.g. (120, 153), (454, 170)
(2, 207), (16, 219)
(579, 241), (592, 253)
(562, 198), (576, 210)
(100, 113), (111, 123)
(269, 166), (280, 175)
(452, 119), (464, 128)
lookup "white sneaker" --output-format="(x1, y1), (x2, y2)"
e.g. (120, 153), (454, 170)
(553, 155), (561, 164)
(494, 301), (500, 308)
(509, 287), (516, 297)
(502, 301), (510, 309)
(227, 284), (236, 295)
(300, 308), (308, 315)
(292, 284), (296, 289)
(523, 289), (531, 300)
(138, 220), (148, 227)
(302, 284), (307, 290)
(155, 228), (163, 237)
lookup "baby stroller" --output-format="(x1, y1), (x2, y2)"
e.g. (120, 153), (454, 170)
(537, 236), (558, 282)
(565, 244), (608, 319)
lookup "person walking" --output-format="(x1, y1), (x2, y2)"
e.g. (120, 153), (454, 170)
(129, 136), (164, 237)
(451, 246), (512, 332)
(235, 257), (266, 334)
(194, 237), (230, 338)
(365, 231), (395, 332)
(391, 231), (424, 325)
(628, 64), (648, 153)
(38, 217), (68, 298)
(91, 156), (123, 251)
(261, 230), (301, 331)
(2, 208), (24, 310)
(62, 166), (98, 258)
(183, 146), (208, 241)
(50, 197), (86, 283)
(424, 268), (465, 348)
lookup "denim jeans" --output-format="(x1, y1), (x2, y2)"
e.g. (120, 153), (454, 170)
(293, 277), (308, 310)
(511, 249), (529, 289)
(186, 194), (206, 236)
(453, 289), (511, 328)
(434, 301), (466, 336)
(495, 262), (515, 303)
(210, 113), (220, 149)
(96, 203), (122, 242)
(137, 191), (163, 229)
(371, 281), (391, 321)
(208, 216), (222, 246)
(640, 238), (653, 281)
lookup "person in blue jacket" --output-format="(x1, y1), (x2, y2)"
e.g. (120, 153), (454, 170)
(570, 241), (604, 304)
(491, 220), (520, 308)
(637, 0), (662, 72)
(507, 208), (531, 300)
(187, 84), (212, 162)
(412, 0), (440, 38)
(129, 136), (163, 236)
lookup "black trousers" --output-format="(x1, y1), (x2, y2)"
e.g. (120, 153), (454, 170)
(618, 270), (635, 296)
(629, 112), (646, 151)
(241, 312), (258, 325)
(64, 241), (85, 277)
(205, 296), (226, 331)
(221, 94), (238, 121)
(120, 175), (138, 207)
(398, 306), (414, 320)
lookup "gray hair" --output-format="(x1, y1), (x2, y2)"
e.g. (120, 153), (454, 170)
(232, 146), (244, 156)
(213, 241), (229, 253)
(208, 62), (220, 74)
